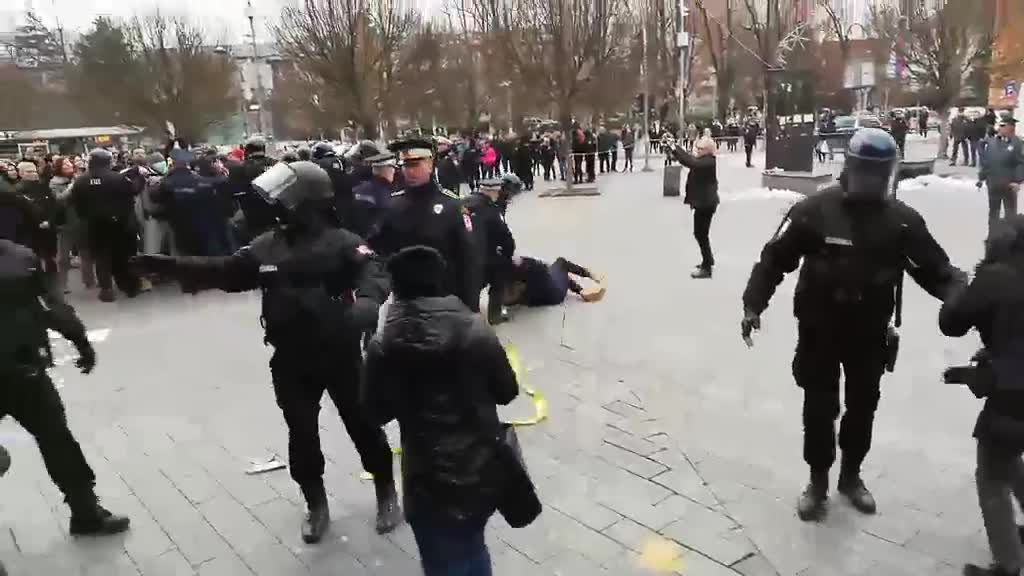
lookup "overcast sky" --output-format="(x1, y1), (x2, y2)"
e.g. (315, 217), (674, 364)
(29, 0), (442, 42)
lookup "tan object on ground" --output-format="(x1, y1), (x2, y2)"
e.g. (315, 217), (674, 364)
(580, 284), (606, 303)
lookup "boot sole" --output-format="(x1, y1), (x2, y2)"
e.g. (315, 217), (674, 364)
(70, 519), (131, 536)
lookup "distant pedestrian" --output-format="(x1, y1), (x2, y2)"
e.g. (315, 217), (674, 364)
(918, 109), (929, 137)
(951, 107), (970, 166)
(671, 137), (719, 279)
(622, 127), (635, 172)
(978, 117), (1024, 235)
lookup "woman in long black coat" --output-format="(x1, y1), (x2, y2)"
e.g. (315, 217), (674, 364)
(671, 137), (720, 279)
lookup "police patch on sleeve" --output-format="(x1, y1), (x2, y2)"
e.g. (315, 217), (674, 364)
(356, 245), (374, 256)
(433, 203), (444, 214)
(463, 213), (473, 232)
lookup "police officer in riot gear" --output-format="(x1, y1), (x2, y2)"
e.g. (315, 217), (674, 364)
(229, 137), (278, 242)
(0, 239), (130, 536)
(464, 177), (518, 324)
(312, 141), (357, 228)
(133, 161), (399, 543)
(71, 148), (142, 302)
(372, 137), (479, 311)
(741, 128), (967, 521)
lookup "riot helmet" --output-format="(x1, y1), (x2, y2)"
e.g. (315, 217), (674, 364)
(296, 146), (312, 161)
(244, 137), (267, 159)
(281, 151), (300, 164)
(252, 161), (332, 212)
(842, 128), (898, 202)
(88, 148), (113, 169)
(312, 142), (335, 160)
(500, 173), (523, 197)
(343, 140), (380, 166)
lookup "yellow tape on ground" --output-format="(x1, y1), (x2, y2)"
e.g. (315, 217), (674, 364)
(504, 345), (548, 427)
(360, 343), (546, 480)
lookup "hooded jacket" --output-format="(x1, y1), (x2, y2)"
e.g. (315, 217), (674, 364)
(940, 250), (1024, 449)
(363, 295), (518, 525)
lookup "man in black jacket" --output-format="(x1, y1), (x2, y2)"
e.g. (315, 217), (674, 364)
(505, 255), (605, 306)
(741, 129), (966, 521)
(349, 152), (396, 240)
(434, 138), (461, 193)
(134, 161), (399, 543)
(743, 120), (759, 168)
(71, 149), (141, 302)
(372, 137), (479, 312)
(0, 239), (130, 537)
(363, 245), (518, 576)
(941, 216), (1024, 576)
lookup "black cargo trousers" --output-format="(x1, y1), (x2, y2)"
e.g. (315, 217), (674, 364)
(269, 340), (392, 501)
(792, 319), (888, 473)
(0, 367), (97, 511)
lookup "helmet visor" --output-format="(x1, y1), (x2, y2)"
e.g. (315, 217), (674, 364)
(252, 163), (299, 209)
(845, 157), (897, 201)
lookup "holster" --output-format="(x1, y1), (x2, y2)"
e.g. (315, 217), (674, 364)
(884, 325), (900, 373)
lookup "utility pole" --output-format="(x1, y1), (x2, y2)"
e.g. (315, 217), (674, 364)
(245, 0), (265, 136)
(676, 0), (690, 131)
(641, 7), (653, 172)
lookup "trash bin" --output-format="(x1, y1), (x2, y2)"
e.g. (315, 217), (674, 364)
(663, 165), (682, 197)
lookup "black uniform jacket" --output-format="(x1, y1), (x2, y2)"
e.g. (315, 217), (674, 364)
(363, 295), (518, 525)
(370, 181), (478, 311)
(168, 227), (389, 353)
(743, 186), (963, 326)
(0, 240), (88, 370)
(462, 192), (515, 273)
(940, 255), (1024, 448)
(70, 168), (137, 225)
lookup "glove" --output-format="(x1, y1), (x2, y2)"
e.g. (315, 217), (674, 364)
(741, 309), (761, 348)
(131, 253), (176, 274)
(75, 342), (96, 374)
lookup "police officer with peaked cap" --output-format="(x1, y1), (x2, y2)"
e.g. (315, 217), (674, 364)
(349, 152), (396, 240)
(740, 128), (967, 521)
(463, 178), (516, 324)
(371, 137), (479, 311)
(133, 161), (399, 543)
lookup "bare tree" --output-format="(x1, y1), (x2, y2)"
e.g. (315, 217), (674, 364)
(695, 0), (736, 120)
(870, 0), (993, 157)
(125, 14), (238, 142)
(275, 0), (419, 140)
(815, 0), (854, 109)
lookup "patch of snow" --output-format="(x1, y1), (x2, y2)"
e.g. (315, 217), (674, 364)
(722, 188), (805, 203)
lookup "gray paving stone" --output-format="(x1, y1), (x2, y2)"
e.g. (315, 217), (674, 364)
(187, 442), (280, 509)
(197, 493), (276, 556)
(306, 546), (370, 575)
(80, 551), (142, 576)
(732, 552), (780, 576)
(603, 427), (662, 457)
(543, 549), (609, 575)
(595, 441), (669, 479)
(680, 550), (743, 576)
(196, 553), (256, 575)
(651, 465), (720, 507)
(491, 544), (539, 576)
(137, 548), (194, 576)
(603, 517), (661, 552)
(241, 539), (309, 576)
(661, 520), (753, 567)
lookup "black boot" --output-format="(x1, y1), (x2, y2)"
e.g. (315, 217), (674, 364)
(374, 478), (402, 534)
(69, 503), (131, 536)
(690, 266), (712, 279)
(797, 469), (829, 522)
(838, 461), (877, 515)
(301, 485), (330, 544)
(963, 564), (1021, 576)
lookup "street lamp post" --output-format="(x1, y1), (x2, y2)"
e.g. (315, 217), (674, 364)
(216, 45), (250, 138)
(245, 0), (265, 136)
(499, 80), (513, 136)
(641, 11), (653, 172)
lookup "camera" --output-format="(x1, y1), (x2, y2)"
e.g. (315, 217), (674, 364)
(943, 348), (994, 398)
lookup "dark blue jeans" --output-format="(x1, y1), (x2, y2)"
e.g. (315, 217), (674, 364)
(410, 518), (491, 576)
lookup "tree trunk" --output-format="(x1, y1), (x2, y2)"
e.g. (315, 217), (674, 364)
(559, 102), (573, 192)
(936, 107), (949, 159)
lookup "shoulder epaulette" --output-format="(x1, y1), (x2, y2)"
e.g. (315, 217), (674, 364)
(440, 188), (460, 200)
(391, 190), (406, 197)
